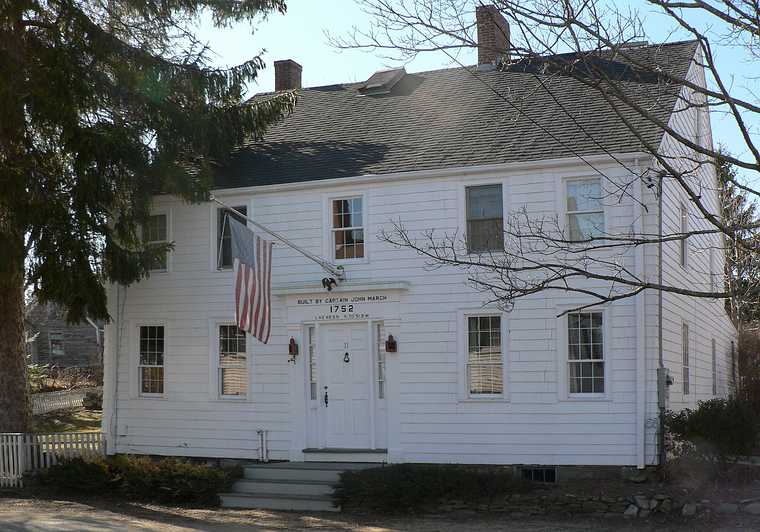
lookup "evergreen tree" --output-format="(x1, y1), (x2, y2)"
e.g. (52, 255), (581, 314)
(0, 1), (295, 432)
(718, 152), (760, 325)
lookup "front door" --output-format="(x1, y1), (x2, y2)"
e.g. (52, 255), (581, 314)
(321, 323), (371, 449)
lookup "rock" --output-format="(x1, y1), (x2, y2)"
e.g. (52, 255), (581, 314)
(648, 498), (659, 510)
(654, 494), (669, 501)
(629, 471), (649, 483)
(583, 501), (608, 513)
(639, 509), (651, 518)
(624, 504), (639, 518)
(740, 497), (760, 505)
(717, 503), (738, 514)
(744, 502), (760, 515)
(682, 503), (697, 517)
(659, 499), (673, 513)
(634, 495), (649, 508)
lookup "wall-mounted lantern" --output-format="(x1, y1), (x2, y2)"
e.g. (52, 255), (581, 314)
(385, 334), (397, 353)
(288, 337), (299, 363)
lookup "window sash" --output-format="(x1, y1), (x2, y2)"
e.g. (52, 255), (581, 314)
(466, 315), (503, 396)
(567, 312), (605, 395)
(682, 323), (690, 395)
(331, 197), (364, 260)
(680, 204), (688, 267)
(711, 338), (717, 395)
(145, 215), (168, 271)
(308, 326), (317, 401)
(138, 325), (165, 396)
(49, 332), (65, 356)
(566, 179), (604, 240)
(466, 185), (504, 253)
(218, 325), (247, 397)
(217, 207), (247, 269)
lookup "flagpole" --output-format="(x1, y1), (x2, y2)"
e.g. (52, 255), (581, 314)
(209, 195), (345, 281)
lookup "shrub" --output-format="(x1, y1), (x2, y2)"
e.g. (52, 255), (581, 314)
(665, 397), (759, 462)
(38, 455), (241, 506)
(334, 464), (532, 513)
(82, 389), (103, 410)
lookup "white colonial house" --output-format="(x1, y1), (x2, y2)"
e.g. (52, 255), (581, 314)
(102, 8), (736, 483)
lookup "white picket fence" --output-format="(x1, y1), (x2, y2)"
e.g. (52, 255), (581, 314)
(0, 432), (106, 488)
(32, 387), (102, 415)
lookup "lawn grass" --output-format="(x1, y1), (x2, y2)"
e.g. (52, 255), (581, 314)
(32, 407), (102, 433)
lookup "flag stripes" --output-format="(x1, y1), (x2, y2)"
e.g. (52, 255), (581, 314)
(231, 220), (273, 344)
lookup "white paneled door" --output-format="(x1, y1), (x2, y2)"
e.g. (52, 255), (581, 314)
(321, 323), (372, 449)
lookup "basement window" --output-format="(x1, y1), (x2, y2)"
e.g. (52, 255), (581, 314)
(520, 466), (557, 484)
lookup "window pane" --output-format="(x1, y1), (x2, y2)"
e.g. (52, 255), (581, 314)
(221, 368), (247, 396)
(145, 215), (167, 243)
(568, 212), (605, 240)
(217, 207), (247, 269)
(141, 367), (164, 394)
(466, 185), (503, 253)
(567, 180), (602, 212)
(332, 198), (362, 229)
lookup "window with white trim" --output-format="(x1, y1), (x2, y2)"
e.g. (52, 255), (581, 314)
(49, 331), (65, 357)
(308, 326), (317, 401)
(709, 248), (718, 292)
(144, 215), (168, 271)
(331, 197), (364, 260)
(711, 338), (717, 395)
(467, 315), (503, 396)
(218, 325), (247, 397)
(682, 322), (690, 395)
(567, 312), (605, 394)
(680, 203), (688, 267)
(466, 184), (504, 253)
(217, 206), (247, 269)
(566, 179), (604, 241)
(139, 326), (164, 395)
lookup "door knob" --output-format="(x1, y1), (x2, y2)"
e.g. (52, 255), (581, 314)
(344, 352), (350, 363)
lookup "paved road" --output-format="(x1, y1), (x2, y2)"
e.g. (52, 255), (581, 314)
(2, 497), (760, 531)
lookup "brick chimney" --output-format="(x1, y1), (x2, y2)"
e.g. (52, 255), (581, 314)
(274, 59), (302, 91)
(476, 5), (510, 66)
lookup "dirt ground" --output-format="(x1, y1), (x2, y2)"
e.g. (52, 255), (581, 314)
(2, 496), (760, 532)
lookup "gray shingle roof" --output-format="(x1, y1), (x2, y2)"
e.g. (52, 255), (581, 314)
(218, 40), (697, 189)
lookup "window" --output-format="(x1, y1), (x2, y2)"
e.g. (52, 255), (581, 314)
(377, 323), (386, 400)
(680, 203), (688, 267)
(139, 326), (164, 395)
(217, 206), (248, 269)
(308, 326), (317, 401)
(144, 214), (168, 271)
(49, 331), (65, 357)
(682, 323), (690, 395)
(218, 325), (247, 397)
(466, 184), (503, 253)
(467, 315), (503, 395)
(331, 197), (364, 260)
(712, 338), (717, 395)
(709, 248), (718, 292)
(521, 466), (557, 484)
(567, 179), (604, 241)
(567, 312), (605, 394)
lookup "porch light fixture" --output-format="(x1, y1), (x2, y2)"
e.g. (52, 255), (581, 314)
(385, 335), (397, 353)
(288, 337), (299, 363)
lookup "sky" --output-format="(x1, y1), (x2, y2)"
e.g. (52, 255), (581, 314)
(195, 0), (757, 184)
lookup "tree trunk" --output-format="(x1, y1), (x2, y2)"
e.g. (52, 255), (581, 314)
(0, 226), (30, 433)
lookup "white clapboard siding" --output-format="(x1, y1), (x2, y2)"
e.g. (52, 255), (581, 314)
(0, 432), (106, 488)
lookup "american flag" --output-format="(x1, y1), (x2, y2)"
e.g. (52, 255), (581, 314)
(229, 218), (273, 344)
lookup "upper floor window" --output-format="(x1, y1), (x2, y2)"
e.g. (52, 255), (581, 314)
(144, 214), (168, 271)
(467, 315), (503, 396)
(217, 206), (247, 269)
(49, 331), (65, 357)
(139, 325), (164, 395)
(680, 203), (689, 267)
(466, 184), (503, 253)
(332, 197), (364, 260)
(218, 325), (247, 398)
(567, 311), (604, 394)
(567, 179), (604, 241)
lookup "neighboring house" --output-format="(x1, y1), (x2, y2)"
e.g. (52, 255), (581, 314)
(102, 7), (735, 472)
(26, 301), (104, 368)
